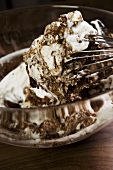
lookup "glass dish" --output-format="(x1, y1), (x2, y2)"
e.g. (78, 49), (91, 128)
(0, 5), (113, 148)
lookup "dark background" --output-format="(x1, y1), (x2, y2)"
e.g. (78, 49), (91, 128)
(0, 0), (113, 12)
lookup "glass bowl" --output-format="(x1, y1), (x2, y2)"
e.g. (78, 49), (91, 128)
(0, 5), (113, 148)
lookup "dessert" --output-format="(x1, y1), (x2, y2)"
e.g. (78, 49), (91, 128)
(0, 10), (113, 141)
(22, 10), (98, 108)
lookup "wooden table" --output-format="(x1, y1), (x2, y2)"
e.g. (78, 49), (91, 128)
(0, 123), (113, 170)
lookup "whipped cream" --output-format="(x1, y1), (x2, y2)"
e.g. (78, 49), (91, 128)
(24, 11), (96, 80)
(22, 10), (97, 107)
(0, 63), (29, 107)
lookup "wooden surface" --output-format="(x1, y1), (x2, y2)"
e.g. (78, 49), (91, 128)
(0, 123), (113, 170)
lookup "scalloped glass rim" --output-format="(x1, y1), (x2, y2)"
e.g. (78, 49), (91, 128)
(0, 4), (113, 15)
